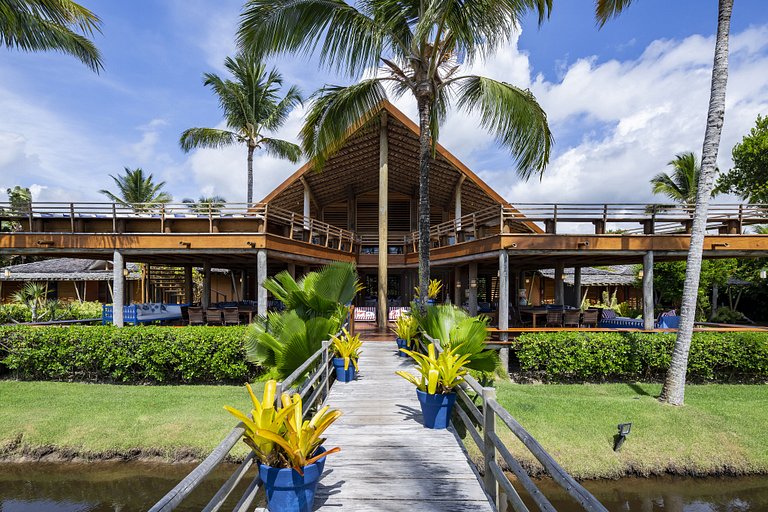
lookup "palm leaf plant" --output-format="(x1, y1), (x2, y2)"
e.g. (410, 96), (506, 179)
(397, 343), (469, 394)
(180, 51), (303, 205)
(392, 314), (418, 348)
(331, 328), (362, 371)
(11, 282), (48, 322)
(99, 167), (172, 211)
(238, 0), (553, 305)
(182, 195), (227, 215)
(0, 0), (102, 71)
(224, 379), (341, 473)
(413, 278), (443, 301)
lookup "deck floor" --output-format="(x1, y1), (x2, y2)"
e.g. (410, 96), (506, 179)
(314, 341), (493, 511)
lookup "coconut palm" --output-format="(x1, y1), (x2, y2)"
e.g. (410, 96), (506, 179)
(182, 195), (227, 214)
(99, 167), (172, 210)
(180, 52), (303, 205)
(0, 0), (102, 71)
(238, 0), (553, 305)
(598, 0), (735, 406)
(12, 282), (48, 322)
(650, 153), (703, 205)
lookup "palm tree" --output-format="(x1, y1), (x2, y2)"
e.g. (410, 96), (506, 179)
(597, 0), (735, 406)
(99, 167), (172, 209)
(182, 195), (227, 214)
(180, 52), (303, 205)
(0, 0), (102, 71)
(12, 282), (48, 322)
(650, 153), (702, 205)
(238, 0), (553, 305)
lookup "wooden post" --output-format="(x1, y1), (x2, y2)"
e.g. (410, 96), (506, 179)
(498, 250), (509, 374)
(574, 266), (582, 309)
(112, 250), (124, 327)
(554, 263), (564, 305)
(468, 262), (478, 316)
(184, 265), (193, 305)
(287, 263), (296, 280)
(322, 339), (331, 400)
(454, 266), (462, 306)
(202, 262), (211, 310)
(643, 251), (654, 330)
(377, 112), (389, 332)
(482, 387), (499, 507)
(302, 178), (311, 235)
(711, 283), (719, 320)
(454, 175), (465, 235)
(240, 270), (247, 301)
(257, 249), (268, 317)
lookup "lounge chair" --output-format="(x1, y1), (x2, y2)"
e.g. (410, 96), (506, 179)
(223, 307), (240, 325)
(563, 310), (581, 327)
(188, 307), (205, 326)
(206, 309), (223, 326)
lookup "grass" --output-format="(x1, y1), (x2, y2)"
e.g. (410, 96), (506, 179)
(487, 382), (768, 479)
(0, 381), (261, 461)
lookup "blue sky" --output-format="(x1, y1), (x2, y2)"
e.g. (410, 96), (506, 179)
(1, 1), (767, 207)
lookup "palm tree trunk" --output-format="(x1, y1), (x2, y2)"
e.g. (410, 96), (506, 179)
(247, 144), (255, 205)
(417, 96), (432, 307)
(660, 0), (733, 406)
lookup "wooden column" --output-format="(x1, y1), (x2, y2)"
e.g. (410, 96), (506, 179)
(554, 263), (564, 305)
(302, 177), (311, 234)
(573, 266), (582, 309)
(112, 250), (124, 327)
(202, 262), (211, 310)
(454, 266), (462, 306)
(377, 112), (389, 331)
(287, 263), (296, 280)
(498, 250), (510, 374)
(257, 249), (268, 317)
(468, 262), (478, 316)
(184, 265), (193, 305)
(454, 175), (465, 233)
(643, 251), (654, 330)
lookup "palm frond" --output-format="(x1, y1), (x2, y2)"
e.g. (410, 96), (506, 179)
(300, 80), (387, 168)
(263, 85), (303, 131)
(238, 0), (387, 76)
(595, 0), (634, 27)
(0, 0), (103, 71)
(260, 137), (302, 163)
(179, 128), (240, 152)
(455, 75), (552, 179)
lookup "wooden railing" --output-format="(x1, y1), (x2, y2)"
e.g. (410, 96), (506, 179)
(421, 333), (608, 512)
(0, 201), (357, 253)
(149, 338), (336, 512)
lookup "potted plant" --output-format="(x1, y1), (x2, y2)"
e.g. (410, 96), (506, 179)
(392, 314), (418, 357)
(396, 344), (470, 429)
(413, 278), (443, 306)
(224, 380), (341, 512)
(331, 328), (362, 382)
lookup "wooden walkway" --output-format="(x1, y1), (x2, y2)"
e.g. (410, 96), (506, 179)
(314, 341), (494, 511)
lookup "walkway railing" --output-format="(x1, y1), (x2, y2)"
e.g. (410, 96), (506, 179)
(407, 203), (768, 250)
(421, 333), (608, 512)
(148, 338), (335, 512)
(0, 201), (357, 253)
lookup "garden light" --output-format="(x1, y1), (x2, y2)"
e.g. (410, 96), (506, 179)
(613, 422), (632, 452)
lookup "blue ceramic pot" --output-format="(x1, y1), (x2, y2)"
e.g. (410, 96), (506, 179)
(426, 299), (437, 305)
(259, 448), (327, 512)
(332, 357), (356, 382)
(396, 337), (408, 357)
(416, 389), (457, 429)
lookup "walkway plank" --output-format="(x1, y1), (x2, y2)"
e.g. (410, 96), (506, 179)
(315, 341), (493, 511)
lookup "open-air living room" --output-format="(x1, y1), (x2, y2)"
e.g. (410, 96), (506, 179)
(2, 1), (768, 511)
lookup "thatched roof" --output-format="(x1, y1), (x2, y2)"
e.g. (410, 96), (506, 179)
(0, 258), (140, 281)
(539, 265), (640, 287)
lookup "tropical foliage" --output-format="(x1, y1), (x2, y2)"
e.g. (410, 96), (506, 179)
(99, 167), (172, 209)
(650, 152), (716, 206)
(245, 263), (361, 380)
(182, 195), (227, 214)
(716, 114), (768, 203)
(1, 186), (32, 234)
(179, 52), (303, 204)
(238, 0), (553, 304)
(397, 344), (469, 394)
(0, 0), (102, 71)
(11, 282), (48, 322)
(410, 304), (497, 372)
(331, 328), (362, 371)
(414, 278), (443, 300)
(224, 379), (341, 472)
(392, 314), (418, 346)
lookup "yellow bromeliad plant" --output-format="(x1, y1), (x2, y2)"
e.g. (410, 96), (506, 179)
(396, 344), (470, 395)
(331, 328), (362, 370)
(413, 278), (443, 300)
(392, 314), (418, 348)
(224, 380), (341, 473)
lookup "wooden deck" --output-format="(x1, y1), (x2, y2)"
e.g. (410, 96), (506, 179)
(314, 341), (493, 511)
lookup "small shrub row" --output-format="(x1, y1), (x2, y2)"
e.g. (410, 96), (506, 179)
(0, 301), (104, 324)
(0, 325), (258, 383)
(516, 331), (768, 381)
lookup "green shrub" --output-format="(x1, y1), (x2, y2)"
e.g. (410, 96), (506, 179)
(516, 331), (768, 382)
(0, 301), (103, 324)
(0, 325), (258, 383)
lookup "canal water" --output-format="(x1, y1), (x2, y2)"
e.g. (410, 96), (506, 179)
(0, 462), (767, 511)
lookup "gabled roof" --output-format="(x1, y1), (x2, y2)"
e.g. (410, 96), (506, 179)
(0, 258), (140, 281)
(261, 101), (537, 233)
(539, 265), (640, 287)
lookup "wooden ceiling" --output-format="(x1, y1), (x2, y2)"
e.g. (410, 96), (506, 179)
(263, 102), (508, 218)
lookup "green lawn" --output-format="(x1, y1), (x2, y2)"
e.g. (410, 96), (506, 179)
(490, 382), (768, 479)
(0, 381), (261, 461)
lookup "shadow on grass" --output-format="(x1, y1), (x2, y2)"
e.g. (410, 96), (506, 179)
(626, 382), (652, 397)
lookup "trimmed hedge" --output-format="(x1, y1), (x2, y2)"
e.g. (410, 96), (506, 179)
(0, 301), (104, 324)
(0, 325), (258, 383)
(516, 331), (768, 382)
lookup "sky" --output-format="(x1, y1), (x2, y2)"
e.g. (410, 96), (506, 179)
(1, 1), (768, 207)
